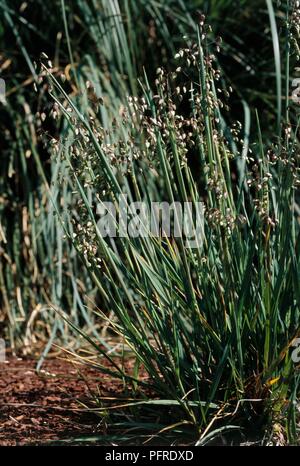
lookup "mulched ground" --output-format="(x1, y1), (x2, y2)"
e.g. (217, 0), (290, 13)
(0, 357), (128, 446)
(0, 357), (275, 446)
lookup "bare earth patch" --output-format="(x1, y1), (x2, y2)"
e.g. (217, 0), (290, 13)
(0, 357), (125, 445)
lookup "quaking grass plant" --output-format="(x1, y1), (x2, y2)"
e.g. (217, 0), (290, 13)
(1, 0), (297, 359)
(41, 9), (300, 444)
(0, 0), (233, 350)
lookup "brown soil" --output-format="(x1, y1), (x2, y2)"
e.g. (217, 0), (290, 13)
(0, 358), (269, 446)
(0, 357), (128, 446)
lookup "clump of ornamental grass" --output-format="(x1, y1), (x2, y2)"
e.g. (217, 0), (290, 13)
(3, 0), (300, 358)
(41, 16), (300, 444)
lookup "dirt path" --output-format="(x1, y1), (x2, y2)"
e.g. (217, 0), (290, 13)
(0, 357), (124, 445)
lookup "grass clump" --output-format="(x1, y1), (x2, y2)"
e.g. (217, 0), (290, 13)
(41, 11), (300, 444)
